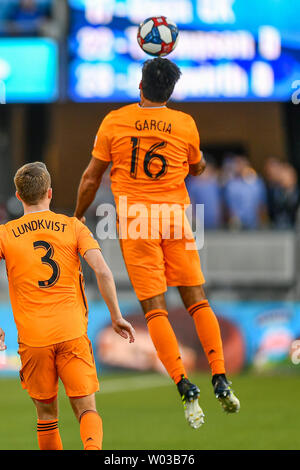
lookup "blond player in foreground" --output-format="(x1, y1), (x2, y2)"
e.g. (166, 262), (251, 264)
(0, 162), (135, 450)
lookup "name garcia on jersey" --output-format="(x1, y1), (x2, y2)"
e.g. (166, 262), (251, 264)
(135, 119), (172, 134)
(12, 219), (67, 238)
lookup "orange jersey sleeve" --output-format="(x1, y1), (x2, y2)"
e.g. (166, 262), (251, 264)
(92, 113), (114, 162)
(74, 218), (101, 257)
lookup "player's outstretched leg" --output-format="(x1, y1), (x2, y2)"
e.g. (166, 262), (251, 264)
(178, 285), (240, 414)
(141, 294), (205, 429)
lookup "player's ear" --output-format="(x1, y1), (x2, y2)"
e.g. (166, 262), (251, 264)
(139, 82), (144, 101)
(48, 188), (52, 200)
(15, 191), (22, 202)
(139, 81), (143, 94)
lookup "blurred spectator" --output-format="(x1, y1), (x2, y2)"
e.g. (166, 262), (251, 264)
(222, 155), (267, 230)
(264, 157), (283, 223)
(6, 0), (51, 36)
(264, 158), (299, 229)
(219, 153), (238, 185)
(187, 155), (222, 229)
(0, 0), (66, 39)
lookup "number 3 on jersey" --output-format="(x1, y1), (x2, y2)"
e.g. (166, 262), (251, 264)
(33, 240), (60, 288)
(130, 137), (168, 179)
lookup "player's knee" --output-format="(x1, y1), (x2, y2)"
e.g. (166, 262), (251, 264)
(178, 285), (207, 307)
(37, 396), (57, 404)
(33, 396), (58, 420)
(140, 293), (167, 315)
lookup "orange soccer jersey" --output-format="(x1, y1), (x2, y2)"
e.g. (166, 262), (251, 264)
(92, 103), (205, 301)
(92, 103), (202, 208)
(0, 211), (100, 347)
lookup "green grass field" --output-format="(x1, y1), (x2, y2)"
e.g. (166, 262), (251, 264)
(0, 371), (299, 450)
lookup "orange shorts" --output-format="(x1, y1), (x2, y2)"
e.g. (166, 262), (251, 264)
(118, 211), (205, 301)
(18, 334), (99, 401)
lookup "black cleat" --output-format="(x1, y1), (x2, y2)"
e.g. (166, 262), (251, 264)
(177, 377), (204, 429)
(212, 374), (240, 413)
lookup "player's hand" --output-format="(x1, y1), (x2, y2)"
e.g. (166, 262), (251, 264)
(0, 328), (7, 351)
(112, 318), (135, 343)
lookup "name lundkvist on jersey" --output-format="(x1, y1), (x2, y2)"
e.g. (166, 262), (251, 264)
(11, 219), (67, 238)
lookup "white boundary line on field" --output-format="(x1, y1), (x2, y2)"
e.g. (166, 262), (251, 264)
(100, 374), (172, 394)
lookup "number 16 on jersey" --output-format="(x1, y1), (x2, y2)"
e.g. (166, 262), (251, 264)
(130, 137), (168, 180)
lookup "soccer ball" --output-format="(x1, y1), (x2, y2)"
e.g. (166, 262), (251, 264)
(137, 16), (179, 57)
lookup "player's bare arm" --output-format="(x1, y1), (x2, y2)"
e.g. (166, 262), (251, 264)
(74, 157), (109, 221)
(189, 155), (206, 176)
(84, 248), (135, 343)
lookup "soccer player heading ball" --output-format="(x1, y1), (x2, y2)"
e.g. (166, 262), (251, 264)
(75, 57), (240, 428)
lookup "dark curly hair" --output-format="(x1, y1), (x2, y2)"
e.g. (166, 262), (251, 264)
(141, 57), (181, 103)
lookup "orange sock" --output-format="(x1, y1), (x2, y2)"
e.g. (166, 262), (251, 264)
(145, 309), (187, 384)
(80, 410), (103, 450)
(37, 419), (63, 450)
(188, 300), (226, 376)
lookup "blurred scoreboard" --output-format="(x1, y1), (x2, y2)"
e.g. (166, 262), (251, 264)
(0, 0), (58, 103)
(69, 0), (300, 102)
(0, 38), (58, 103)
